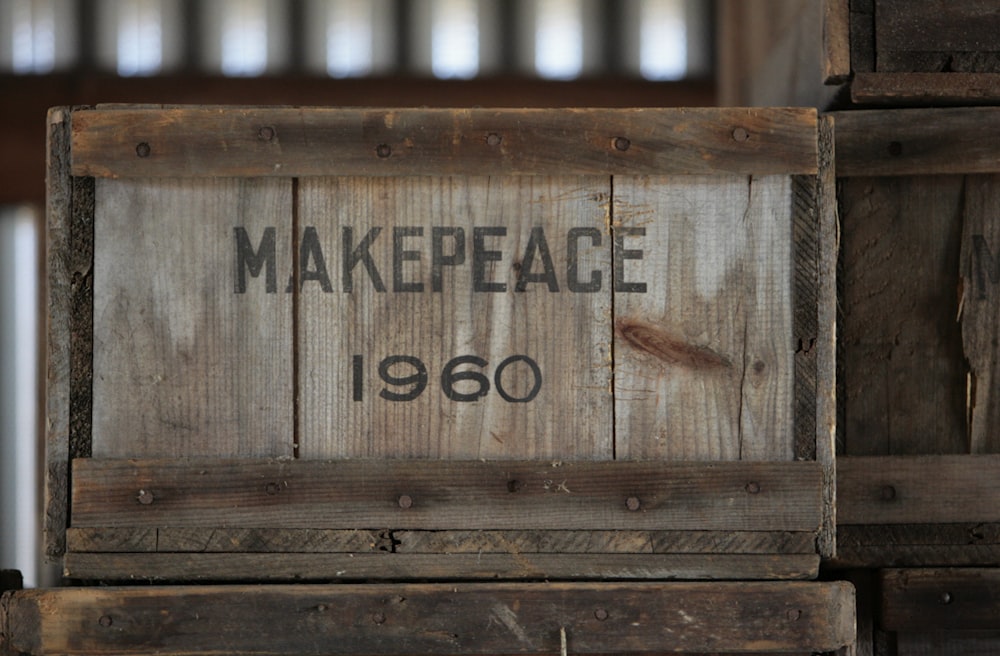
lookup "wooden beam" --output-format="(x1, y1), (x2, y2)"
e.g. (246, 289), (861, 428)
(71, 459), (824, 532)
(823, 0), (851, 83)
(838, 455), (1000, 525)
(851, 72), (1000, 106)
(3, 582), (856, 654)
(882, 568), (1000, 632)
(69, 107), (819, 179)
(833, 107), (1000, 177)
(62, 552), (821, 582)
(835, 524), (1000, 568)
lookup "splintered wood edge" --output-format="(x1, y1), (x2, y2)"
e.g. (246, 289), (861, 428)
(69, 107), (820, 178)
(69, 459), (825, 533)
(833, 107), (1000, 177)
(838, 455), (1000, 525)
(3, 582), (855, 654)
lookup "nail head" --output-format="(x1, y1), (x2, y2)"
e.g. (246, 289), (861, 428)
(745, 481), (761, 494)
(486, 133), (502, 146)
(398, 494), (413, 509)
(99, 615), (113, 627)
(594, 608), (609, 621)
(135, 142), (151, 158)
(265, 482), (281, 496)
(614, 137), (631, 152)
(137, 489), (154, 505)
(626, 496), (641, 511)
(376, 144), (392, 158)
(880, 485), (896, 501)
(373, 612), (387, 624)
(939, 592), (953, 605)
(258, 126), (276, 141)
(732, 127), (750, 142)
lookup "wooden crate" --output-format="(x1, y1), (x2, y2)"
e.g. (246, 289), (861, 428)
(829, 0), (1000, 105)
(833, 107), (1000, 568)
(44, 105), (836, 582)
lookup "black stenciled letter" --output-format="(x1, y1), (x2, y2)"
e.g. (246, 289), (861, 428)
(473, 227), (507, 292)
(614, 226), (647, 293)
(234, 226), (276, 293)
(432, 227), (465, 292)
(567, 227), (602, 293)
(972, 234), (1000, 300)
(294, 226), (333, 292)
(342, 226), (386, 292)
(393, 227), (424, 292)
(516, 227), (559, 292)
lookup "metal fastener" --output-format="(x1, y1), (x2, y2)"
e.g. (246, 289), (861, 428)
(880, 485), (896, 501)
(745, 481), (761, 494)
(786, 609), (802, 621)
(614, 137), (631, 152)
(265, 482), (281, 496)
(594, 608), (609, 621)
(376, 144), (392, 158)
(137, 489), (154, 505)
(626, 496), (641, 511)
(398, 494), (413, 509)
(732, 127), (750, 142)
(99, 615), (113, 627)
(373, 612), (387, 624)
(135, 142), (151, 158)
(939, 592), (953, 605)
(888, 141), (903, 157)
(486, 133), (502, 146)
(258, 126), (276, 141)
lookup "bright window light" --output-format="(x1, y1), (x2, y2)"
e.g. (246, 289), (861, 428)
(431, 0), (478, 79)
(640, 0), (686, 80)
(221, 0), (268, 77)
(326, 0), (372, 77)
(534, 0), (582, 80)
(117, 0), (163, 76)
(11, 0), (56, 74)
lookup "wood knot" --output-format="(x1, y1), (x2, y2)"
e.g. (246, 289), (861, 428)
(616, 318), (730, 370)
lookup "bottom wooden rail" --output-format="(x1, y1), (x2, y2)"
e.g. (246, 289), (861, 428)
(1, 582), (855, 655)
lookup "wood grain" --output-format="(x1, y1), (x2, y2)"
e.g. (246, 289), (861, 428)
(824, 0), (852, 82)
(874, 0), (1000, 60)
(297, 176), (612, 459)
(959, 174), (1000, 453)
(833, 108), (1000, 177)
(881, 568), (1000, 632)
(3, 582), (854, 654)
(70, 107), (820, 179)
(896, 632), (1000, 656)
(838, 455), (1000, 524)
(91, 178), (294, 457)
(70, 459), (824, 532)
(44, 107), (73, 559)
(839, 176), (967, 455)
(851, 73), (1000, 105)
(613, 176), (795, 461)
(62, 552), (821, 582)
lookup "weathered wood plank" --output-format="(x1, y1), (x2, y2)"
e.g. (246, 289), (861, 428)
(70, 108), (820, 178)
(70, 459), (824, 532)
(874, 0), (1000, 56)
(44, 107), (74, 559)
(3, 582), (854, 654)
(92, 178), (294, 457)
(838, 455), (1000, 525)
(838, 176), (967, 455)
(62, 552), (821, 582)
(612, 176), (795, 461)
(297, 176), (612, 459)
(851, 73), (1000, 106)
(881, 568), (1000, 632)
(959, 174), (1000, 453)
(833, 109), (1000, 177)
(67, 527), (816, 555)
(896, 632), (1000, 656)
(835, 523), (1000, 568)
(824, 0), (851, 83)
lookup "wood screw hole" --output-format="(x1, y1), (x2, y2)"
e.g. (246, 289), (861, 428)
(135, 142), (151, 158)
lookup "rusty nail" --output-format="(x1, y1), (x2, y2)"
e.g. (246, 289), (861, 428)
(398, 494), (413, 509)
(137, 489), (154, 505)
(626, 496), (641, 511)
(135, 142), (151, 158)
(99, 615), (113, 627)
(486, 133), (502, 146)
(732, 127), (750, 142)
(613, 137), (631, 152)
(880, 485), (896, 501)
(265, 482), (281, 496)
(373, 612), (387, 624)
(745, 481), (761, 494)
(786, 609), (802, 621)
(939, 592), (953, 605)
(376, 144), (392, 158)
(888, 141), (903, 157)
(594, 608), (609, 621)
(258, 126), (276, 141)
